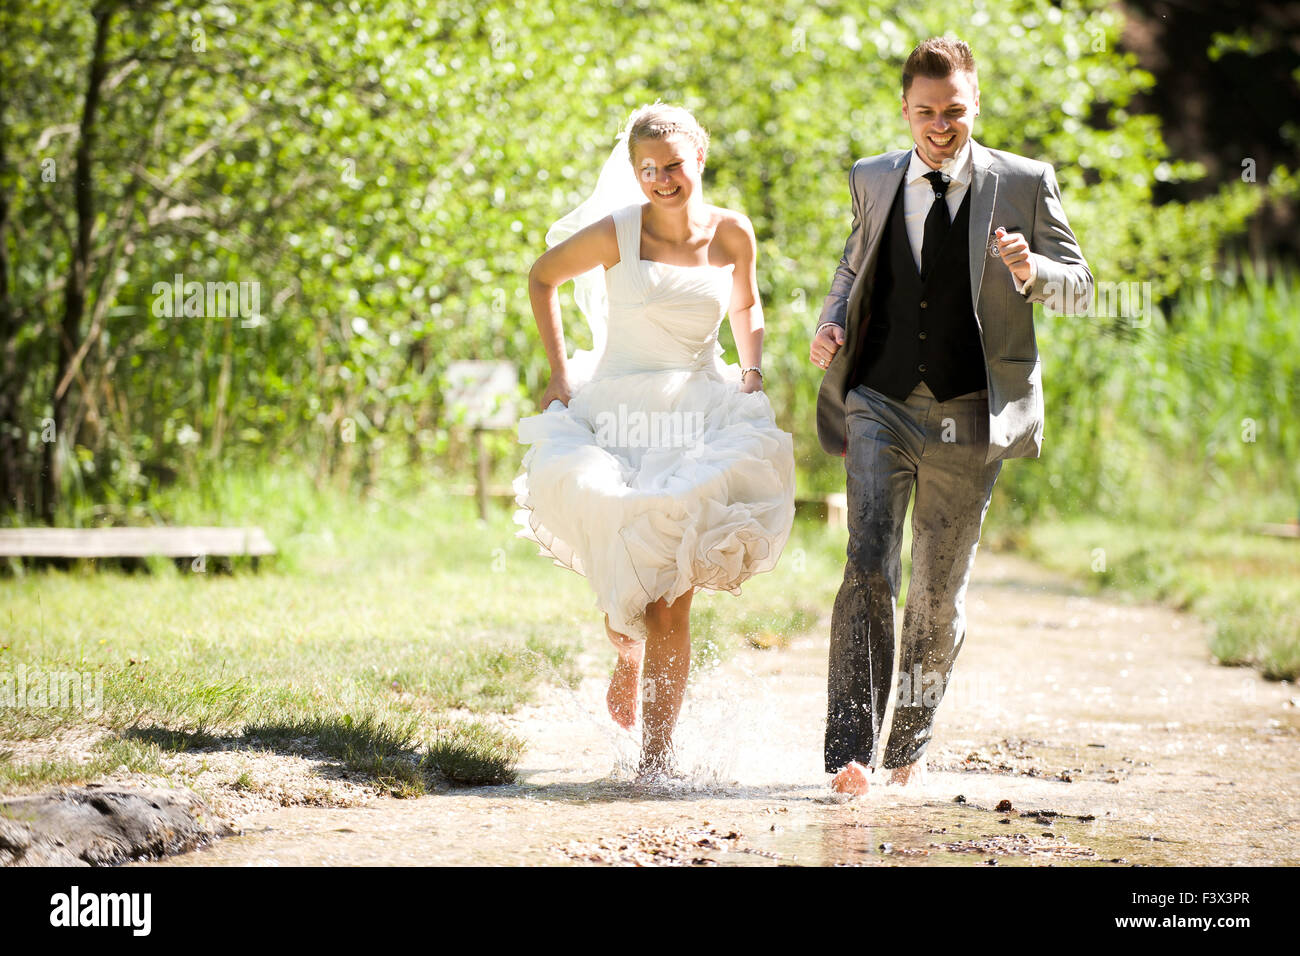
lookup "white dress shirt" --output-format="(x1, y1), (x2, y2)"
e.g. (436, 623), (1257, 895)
(904, 141), (970, 272)
(816, 140), (1034, 341)
(905, 141), (1034, 292)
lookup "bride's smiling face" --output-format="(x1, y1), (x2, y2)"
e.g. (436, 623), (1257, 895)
(633, 135), (704, 207)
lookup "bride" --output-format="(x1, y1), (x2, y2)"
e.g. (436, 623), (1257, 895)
(512, 104), (796, 781)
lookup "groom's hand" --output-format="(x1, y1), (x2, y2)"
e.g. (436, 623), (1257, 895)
(810, 323), (845, 370)
(994, 227), (1033, 284)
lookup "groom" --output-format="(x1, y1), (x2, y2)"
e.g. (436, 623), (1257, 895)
(809, 37), (1092, 792)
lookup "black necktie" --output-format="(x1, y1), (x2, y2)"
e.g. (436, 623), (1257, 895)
(921, 169), (950, 278)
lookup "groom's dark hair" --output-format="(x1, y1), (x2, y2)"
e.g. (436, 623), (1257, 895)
(902, 37), (977, 94)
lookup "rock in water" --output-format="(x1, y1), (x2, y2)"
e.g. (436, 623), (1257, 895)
(0, 784), (235, 866)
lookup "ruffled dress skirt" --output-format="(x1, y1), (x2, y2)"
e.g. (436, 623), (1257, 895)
(513, 349), (795, 643)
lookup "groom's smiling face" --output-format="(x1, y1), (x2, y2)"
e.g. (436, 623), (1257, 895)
(902, 71), (979, 170)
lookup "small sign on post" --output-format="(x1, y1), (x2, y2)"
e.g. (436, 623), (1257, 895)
(444, 360), (519, 521)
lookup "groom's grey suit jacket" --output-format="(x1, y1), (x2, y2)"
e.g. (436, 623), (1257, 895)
(814, 139), (1093, 463)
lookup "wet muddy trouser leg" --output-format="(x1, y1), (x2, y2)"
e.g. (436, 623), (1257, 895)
(825, 380), (1000, 774)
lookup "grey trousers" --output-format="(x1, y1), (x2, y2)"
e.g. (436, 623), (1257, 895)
(825, 380), (1002, 772)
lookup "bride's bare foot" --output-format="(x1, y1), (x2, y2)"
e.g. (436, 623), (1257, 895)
(634, 750), (683, 785)
(604, 615), (643, 730)
(831, 760), (871, 796)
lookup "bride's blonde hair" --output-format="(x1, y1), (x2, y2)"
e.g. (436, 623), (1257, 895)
(625, 103), (710, 167)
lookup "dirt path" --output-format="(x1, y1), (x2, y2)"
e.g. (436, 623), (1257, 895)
(140, 551), (1300, 867)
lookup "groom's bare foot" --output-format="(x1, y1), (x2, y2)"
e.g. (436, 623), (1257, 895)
(887, 760), (926, 787)
(604, 615), (643, 730)
(634, 750), (683, 785)
(831, 760), (871, 796)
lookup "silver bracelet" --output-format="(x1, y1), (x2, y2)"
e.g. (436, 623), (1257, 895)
(741, 366), (763, 382)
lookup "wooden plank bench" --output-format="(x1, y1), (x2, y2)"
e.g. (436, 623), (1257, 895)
(0, 527), (275, 559)
(1254, 522), (1300, 539)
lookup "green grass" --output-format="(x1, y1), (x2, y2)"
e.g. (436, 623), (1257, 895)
(0, 735), (164, 791)
(423, 719), (527, 786)
(0, 471), (841, 795)
(987, 515), (1300, 681)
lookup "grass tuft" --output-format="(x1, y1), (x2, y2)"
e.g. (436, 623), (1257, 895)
(423, 720), (526, 787)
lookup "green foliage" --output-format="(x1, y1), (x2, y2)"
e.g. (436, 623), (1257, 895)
(995, 260), (1300, 526)
(1, 0), (1284, 516)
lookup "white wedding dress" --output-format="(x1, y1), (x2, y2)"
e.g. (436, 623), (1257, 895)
(512, 201), (796, 643)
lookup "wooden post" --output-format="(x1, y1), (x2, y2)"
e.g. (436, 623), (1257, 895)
(444, 360), (518, 522)
(474, 426), (489, 522)
(827, 492), (848, 529)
